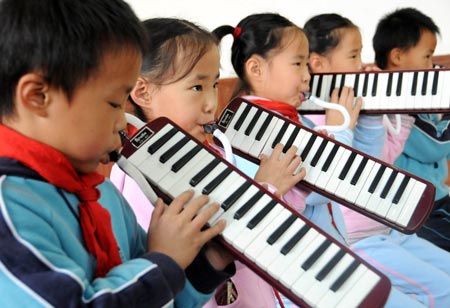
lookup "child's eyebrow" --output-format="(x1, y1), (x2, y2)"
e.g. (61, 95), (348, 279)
(192, 73), (220, 81)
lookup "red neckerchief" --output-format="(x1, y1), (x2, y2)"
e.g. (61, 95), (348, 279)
(250, 98), (301, 124)
(0, 124), (121, 277)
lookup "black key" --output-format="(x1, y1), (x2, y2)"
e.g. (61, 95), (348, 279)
(386, 73), (393, 97)
(222, 181), (252, 211)
(368, 165), (387, 193)
(362, 73), (369, 97)
(234, 190), (265, 219)
(329, 74), (337, 97)
(190, 158), (220, 186)
(281, 224), (311, 255)
(159, 136), (189, 163)
(321, 144), (340, 172)
(272, 121), (290, 148)
(202, 167), (233, 195)
(411, 71), (418, 95)
(316, 74), (323, 97)
(371, 73), (378, 97)
(353, 74), (360, 95)
(302, 239), (332, 271)
(245, 108), (263, 136)
(432, 71), (440, 95)
(310, 139), (328, 167)
(330, 259), (361, 292)
(267, 214), (297, 245)
(350, 157), (368, 185)
(300, 134), (317, 161)
(247, 200), (277, 229)
(283, 126), (300, 153)
(338, 74), (346, 97)
(421, 71), (428, 95)
(392, 176), (410, 204)
(234, 104), (252, 130)
(396, 72), (403, 96)
(172, 145), (202, 172)
(316, 249), (346, 281)
(338, 152), (357, 180)
(148, 127), (177, 154)
(380, 170), (398, 199)
(255, 114), (273, 141)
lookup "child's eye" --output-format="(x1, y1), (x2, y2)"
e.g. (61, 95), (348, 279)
(192, 85), (203, 91)
(294, 62), (301, 66)
(213, 81), (219, 89)
(109, 102), (122, 109)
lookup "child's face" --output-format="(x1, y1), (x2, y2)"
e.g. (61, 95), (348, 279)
(393, 30), (437, 70)
(257, 29), (310, 108)
(46, 49), (142, 174)
(146, 45), (220, 143)
(319, 27), (363, 73)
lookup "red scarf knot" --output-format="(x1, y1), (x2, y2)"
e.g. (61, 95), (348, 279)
(249, 98), (302, 124)
(76, 187), (101, 202)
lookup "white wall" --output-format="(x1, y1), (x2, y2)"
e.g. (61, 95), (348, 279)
(125, 0), (450, 77)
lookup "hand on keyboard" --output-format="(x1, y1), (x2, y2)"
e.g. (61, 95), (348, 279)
(147, 190), (227, 269)
(326, 86), (362, 129)
(255, 144), (306, 195)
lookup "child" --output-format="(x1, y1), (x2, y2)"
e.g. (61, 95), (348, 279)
(305, 12), (450, 307)
(214, 12), (441, 307)
(109, 18), (304, 307)
(373, 7), (450, 253)
(0, 1), (236, 307)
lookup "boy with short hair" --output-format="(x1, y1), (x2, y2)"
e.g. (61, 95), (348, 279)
(0, 0), (234, 306)
(373, 7), (450, 252)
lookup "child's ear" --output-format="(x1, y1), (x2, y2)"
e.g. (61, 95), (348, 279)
(15, 73), (50, 117)
(245, 55), (264, 81)
(130, 76), (152, 108)
(309, 52), (327, 73)
(388, 48), (403, 68)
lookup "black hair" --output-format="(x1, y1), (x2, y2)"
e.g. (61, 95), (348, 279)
(373, 7), (440, 69)
(303, 13), (357, 55)
(213, 13), (302, 95)
(130, 18), (218, 122)
(0, 0), (147, 119)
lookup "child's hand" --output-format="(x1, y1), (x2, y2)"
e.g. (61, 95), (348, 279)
(254, 144), (306, 195)
(326, 86), (362, 129)
(147, 190), (226, 269)
(316, 128), (335, 140)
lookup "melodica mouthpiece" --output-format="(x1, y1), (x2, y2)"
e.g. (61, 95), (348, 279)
(203, 121), (219, 134)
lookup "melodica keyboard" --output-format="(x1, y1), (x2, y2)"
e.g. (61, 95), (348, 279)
(299, 67), (450, 114)
(216, 97), (435, 234)
(120, 117), (390, 308)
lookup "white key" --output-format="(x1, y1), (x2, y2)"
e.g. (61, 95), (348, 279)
(302, 136), (326, 182)
(267, 226), (320, 280)
(365, 167), (393, 213)
(244, 208), (292, 262)
(346, 159), (375, 203)
(159, 148), (209, 194)
(431, 70), (444, 109)
(292, 243), (341, 307)
(317, 263), (369, 308)
(374, 72), (389, 110)
(128, 124), (174, 167)
(319, 74), (332, 102)
(326, 148), (352, 194)
(248, 114), (279, 158)
(232, 202), (283, 253)
(439, 71), (450, 109)
(240, 111), (270, 154)
(385, 176), (415, 223)
(375, 172), (405, 218)
(232, 106), (258, 151)
(414, 71), (425, 109)
(334, 269), (381, 308)
(308, 141), (336, 185)
(224, 103), (248, 142)
(355, 162), (382, 209)
(315, 145), (345, 189)
(260, 119), (286, 158)
(397, 180), (426, 227)
(386, 72), (399, 110)
(256, 218), (305, 271)
(362, 73), (376, 110)
(335, 154), (364, 200)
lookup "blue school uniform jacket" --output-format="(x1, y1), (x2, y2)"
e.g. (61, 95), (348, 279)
(0, 161), (230, 307)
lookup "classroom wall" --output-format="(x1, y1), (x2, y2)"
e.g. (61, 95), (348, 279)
(125, 0), (450, 78)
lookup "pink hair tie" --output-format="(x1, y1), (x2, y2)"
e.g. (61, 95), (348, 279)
(233, 26), (242, 39)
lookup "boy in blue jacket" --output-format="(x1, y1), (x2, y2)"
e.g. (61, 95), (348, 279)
(373, 7), (450, 252)
(0, 0), (234, 307)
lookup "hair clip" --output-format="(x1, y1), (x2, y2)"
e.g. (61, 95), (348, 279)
(233, 26), (242, 39)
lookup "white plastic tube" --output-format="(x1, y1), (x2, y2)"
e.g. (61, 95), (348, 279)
(307, 95), (351, 132)
(383, 114), (402, 136)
